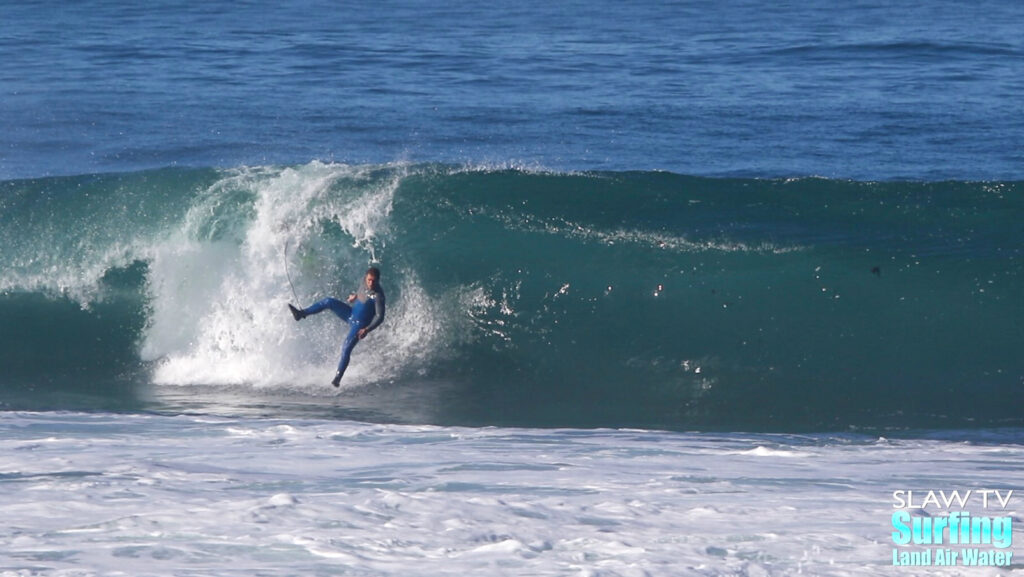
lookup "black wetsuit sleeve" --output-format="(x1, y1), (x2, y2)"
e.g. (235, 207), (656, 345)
(365, 290), (386, 333)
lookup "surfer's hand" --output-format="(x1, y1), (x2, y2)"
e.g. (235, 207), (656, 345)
(357, 328), (369, 339)
(347, 293), (357, 303)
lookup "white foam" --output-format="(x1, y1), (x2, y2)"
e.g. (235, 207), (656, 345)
(3, 412), (1020, 576)
(734, 446), (814, 458)
(139, 162), (444, 389)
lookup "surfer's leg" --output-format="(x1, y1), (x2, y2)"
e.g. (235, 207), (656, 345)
(303, 297), (352, 321)
(332, 326), (361, 387)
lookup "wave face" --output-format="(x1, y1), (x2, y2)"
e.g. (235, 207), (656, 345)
(1, 163), (1022, 431)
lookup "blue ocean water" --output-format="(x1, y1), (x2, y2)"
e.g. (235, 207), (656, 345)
(2, 0), (1023, 180)
(3, 3), (1024, 575)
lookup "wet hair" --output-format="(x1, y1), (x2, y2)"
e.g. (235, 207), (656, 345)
(365, 267), (382, 291)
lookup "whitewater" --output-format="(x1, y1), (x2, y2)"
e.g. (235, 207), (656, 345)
(3, 412), (1021, 576)
(4, 0), (1024, 575)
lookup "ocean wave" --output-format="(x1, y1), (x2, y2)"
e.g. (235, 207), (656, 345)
(1, 163), (1021, 431)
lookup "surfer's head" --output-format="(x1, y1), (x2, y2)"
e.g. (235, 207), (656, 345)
(365, 267), (381, 290)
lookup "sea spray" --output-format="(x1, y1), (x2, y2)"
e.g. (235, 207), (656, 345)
(144, 163), (441, 389)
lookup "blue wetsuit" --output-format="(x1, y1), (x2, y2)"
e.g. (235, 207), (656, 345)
(301, 284), (385, 380)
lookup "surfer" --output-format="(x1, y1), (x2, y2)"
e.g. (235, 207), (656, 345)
(288, 267), (386, 387)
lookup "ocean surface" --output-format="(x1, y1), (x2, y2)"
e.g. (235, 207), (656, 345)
(2, 1), (1023, 575)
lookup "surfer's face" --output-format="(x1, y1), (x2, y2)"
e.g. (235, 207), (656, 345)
(364, 272), (377, 289)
